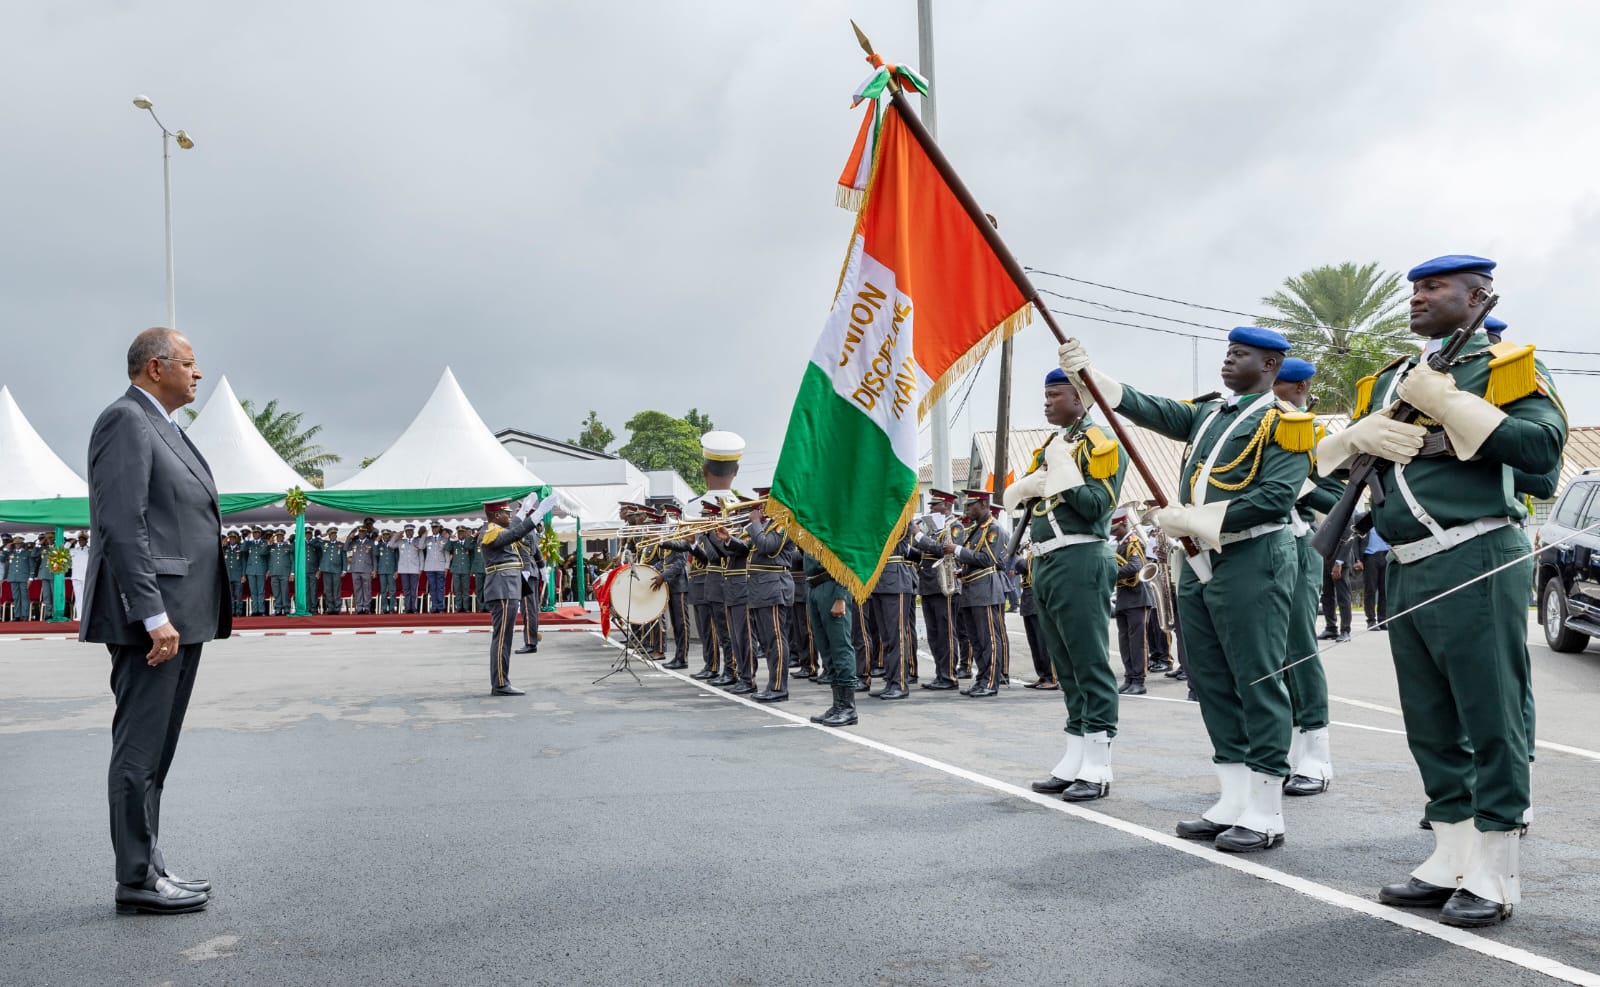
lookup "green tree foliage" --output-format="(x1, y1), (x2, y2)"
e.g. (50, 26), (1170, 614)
(683, 407), (715, 435)
(616, 410), (706, 493)
(571, 410), (615, 452)
(1257, 262), (1413, 414)
(185, 397), (342, 487)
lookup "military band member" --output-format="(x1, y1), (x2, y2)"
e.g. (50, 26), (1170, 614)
(745, 492), (793, 703)
(949, 489), (1005, 698)
(1272, 357), (1337, 796)
(345, 520), (377, 615)
(1062, 328), (1312, 847)
(1318, 255), (1564, 927)
(480, 497), (541, 695)
(867, 527), (915, 700)
(1006, 369), (1125, 802)
(223, 532), (246, 617)
(912, 490), (961, 690)
(244, 528), (270, 617)
(1111, 508), (1156, 696)
(716, 519), (755, 694)
(662, 518), (718, 679)
(805, 554), (859, 727)
(515, 520), (544, 655)
(699, 504), (736, 686)
(318, 527), (347, 615)
(785, 546), (815, 679)
(268, 530), (294, 616)
(1015, 551), (1058, 690)
(657, 504), (691, 669)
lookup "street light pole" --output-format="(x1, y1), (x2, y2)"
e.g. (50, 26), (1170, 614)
(132, 95), (193, 329)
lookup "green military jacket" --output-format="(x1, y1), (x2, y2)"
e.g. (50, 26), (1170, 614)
(319, 540), (347, 574)
(1344, 335), (1566, 544)
(244, 538), (270, 575)
(267, 542), (293, 577)
(1021, 417), (1128, 543)
(1118, 386), (1312, 530)
(375, 542), (399, 575)
(224, 543), (246, 579)
(447, 539), (473, 575)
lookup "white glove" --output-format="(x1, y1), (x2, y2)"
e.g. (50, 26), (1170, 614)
(1150, 502), (1228, 553)
(1040, 434), (1085, 496)
(1002, 469), (1047, 511)
(516, 493), (538, 519)
(1395, 365), (1507, 460)
(1056, 340), (1123, 410)
(1315, 404), (1427, 476)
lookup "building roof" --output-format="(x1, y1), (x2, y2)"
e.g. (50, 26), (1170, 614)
(969, 426), (1190, 506)
(916, 458), (970, 486)
(495, 427), (616, 462)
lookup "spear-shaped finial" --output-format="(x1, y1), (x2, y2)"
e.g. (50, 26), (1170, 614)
(850, 19), (874, 58)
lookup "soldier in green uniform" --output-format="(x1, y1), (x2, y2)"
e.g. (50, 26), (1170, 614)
(267, 530), (294, 616)
(1272, 358), (1338, 796)
(805, 554), (858, 727)
(1317, 255), (1565, 927)
(468, 527), (487, 612)
(449, 527), (474, 613)
(318, 527), (347, 614)
(223, 532), (247, 617)
(1006, 368), (1125, 802)
(244, 527), (270, 617)
(374, 530), (400, 614)
(303, 528), (324, 613)
(1061, 327), (1313, 850)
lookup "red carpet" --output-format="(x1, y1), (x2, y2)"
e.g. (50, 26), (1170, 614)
(0, 606), (597, 636)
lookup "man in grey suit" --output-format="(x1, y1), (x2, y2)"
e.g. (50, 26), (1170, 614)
(81, 328), (230, 916)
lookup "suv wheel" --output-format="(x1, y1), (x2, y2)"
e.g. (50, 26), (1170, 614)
(1541, 578), (1591, 654)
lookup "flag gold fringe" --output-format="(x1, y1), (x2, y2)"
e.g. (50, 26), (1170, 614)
(767, 492), (920, 605)
(835, 185), (865, 212)
(918, 302), (1035, 419)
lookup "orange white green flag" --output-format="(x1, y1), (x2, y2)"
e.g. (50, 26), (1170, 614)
(769, 96), (1033, 601)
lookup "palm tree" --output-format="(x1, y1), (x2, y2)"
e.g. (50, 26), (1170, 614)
(184, 397), (342, 486)
(1257, 262), (1414, 414)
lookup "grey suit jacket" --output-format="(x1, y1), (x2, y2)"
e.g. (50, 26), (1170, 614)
(79, 386), (231, 646)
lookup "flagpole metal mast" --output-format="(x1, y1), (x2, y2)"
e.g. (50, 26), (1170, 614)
(875, 79), (1199, 560)
(917, 0), (953, 497)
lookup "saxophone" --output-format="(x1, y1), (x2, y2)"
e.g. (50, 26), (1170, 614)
(934, 520), (963, 596)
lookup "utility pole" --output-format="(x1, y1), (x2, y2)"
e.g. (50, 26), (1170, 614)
(1191, 336), (1199, 396)
(918, 0), (953, 497)
(989, 213), (1012, 506)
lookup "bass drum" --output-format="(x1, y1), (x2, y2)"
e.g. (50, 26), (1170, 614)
(609, 563), (668, 625)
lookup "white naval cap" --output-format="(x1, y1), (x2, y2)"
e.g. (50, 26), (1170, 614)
(700, 430), (745, 463)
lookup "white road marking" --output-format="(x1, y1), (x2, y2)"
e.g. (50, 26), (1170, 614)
(589, 630), (1600, 986)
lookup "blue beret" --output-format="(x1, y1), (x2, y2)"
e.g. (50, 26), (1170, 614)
(1044, 367), (1071, 387)
(1483, 316), (1507, 331)
(1227, 326), (1291, 352)
(1277, 358), (1316, 383)
(1406, 254), (1495, 282)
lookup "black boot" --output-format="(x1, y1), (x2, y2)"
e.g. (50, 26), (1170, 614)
(810, 685), (844, 725)
(1438, 889), (1511, 927)
(818, 685), (858, 727)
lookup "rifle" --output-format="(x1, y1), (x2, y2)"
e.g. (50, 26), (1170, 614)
(1310, 294), (1499, 559)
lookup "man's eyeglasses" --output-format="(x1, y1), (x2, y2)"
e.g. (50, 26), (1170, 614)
(157, 356), (200, 371)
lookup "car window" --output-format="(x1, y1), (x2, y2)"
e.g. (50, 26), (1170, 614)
(1555, 483), (1593, 528)
(1580, 484), (1600, 530)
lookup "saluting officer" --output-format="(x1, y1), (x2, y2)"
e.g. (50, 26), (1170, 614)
(479, 497), (542, 695)
(949, 489), (1005, 698)
(268, 529), (294, 615)
(745, 491), (793, 703)
(345, 520), (377, 615)
(304, 528), (325, 613)
(1320, 255), (1565, 927)
(318, 527), (347, 614)
(244, 528), (270, 616)
(448, 528), (474, 613)
(223, 532), (246, 617)
(374, 529), (400, 615)
(1062, 327), (1312, 849)
(1005, 368), (1125, 802)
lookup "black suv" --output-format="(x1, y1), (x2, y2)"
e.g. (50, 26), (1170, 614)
(1536, 469), (1600, 652)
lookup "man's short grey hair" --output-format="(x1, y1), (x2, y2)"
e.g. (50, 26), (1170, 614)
(126, 327), (182, 380)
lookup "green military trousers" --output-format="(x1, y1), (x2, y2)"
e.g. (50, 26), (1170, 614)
(1177, 529), (1294, 776)
(1284, 533), (1330, 731)
(808, 585), (858, 689)
(1387, 524), (1531, 831)
(1031, 541), (1119, 738)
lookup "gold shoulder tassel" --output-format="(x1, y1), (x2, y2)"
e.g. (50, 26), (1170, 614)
(1485, 342), (1538, 407)
(1351, 374), (1377, 420)
(1084, 426), (1120, 479)
(1273, 409), (1316, 453)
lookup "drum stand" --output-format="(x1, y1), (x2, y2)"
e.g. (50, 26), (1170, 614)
(595, 609), (659, 685)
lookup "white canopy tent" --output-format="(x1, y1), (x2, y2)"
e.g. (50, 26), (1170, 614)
(0, 385), (89, 527)
(185, 376), (307, 508)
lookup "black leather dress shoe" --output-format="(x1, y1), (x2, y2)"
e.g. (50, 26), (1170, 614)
(1061, 780), (1110, 802)
(1175, 817), (1230, 840)
(491, 684), (526, 696)
(158, 868), (211, 894)
(853, 681), (871, 692)
(956, 667), (973, 679)
(1317, 630), (1338, 640)
(1419, 817), (1432, 830)
(1439, 888), (1511, 927)
(1147, 660), (1173, 674)
(709, 673), (737, 687)
(875, 686), (910, 700)
(1283, 774), (1329, 797)
(752, 690), (788, 703)
(965, 685), (998, 698)
(514, 645), (536, 654)
(1378, 876), (1455, 908)
(1335, 632), (1351, 643)
(690, 668), (716, 680)
(115, 877), (208, 915)
(663, 659), (688, 670)
(1215, 826), (1283, 853)
(728, 681), (756, 695)
(1030, 776), (1070, 794)
(1118, 681), (1147, 695)
(921, 679), (958, 690)
(869, 666), (886, 678)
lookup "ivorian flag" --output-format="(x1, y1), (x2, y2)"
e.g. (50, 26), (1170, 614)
(769, 98), (1033, 601)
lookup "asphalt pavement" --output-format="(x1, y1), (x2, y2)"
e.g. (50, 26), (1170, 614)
(2, 615), (1599, 986)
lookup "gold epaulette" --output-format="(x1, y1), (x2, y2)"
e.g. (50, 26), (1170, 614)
(1352, 353), (1410, 420)
(1083, 425), (1120, 479)
(1273, 403), (1316, 453)
(1484, 341), (1538, 407)
(1026, 445), (1046, 475)
(480, 524), (503, 545)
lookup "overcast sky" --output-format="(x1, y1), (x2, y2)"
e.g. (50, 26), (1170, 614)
(5, 1), (1597, 489)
